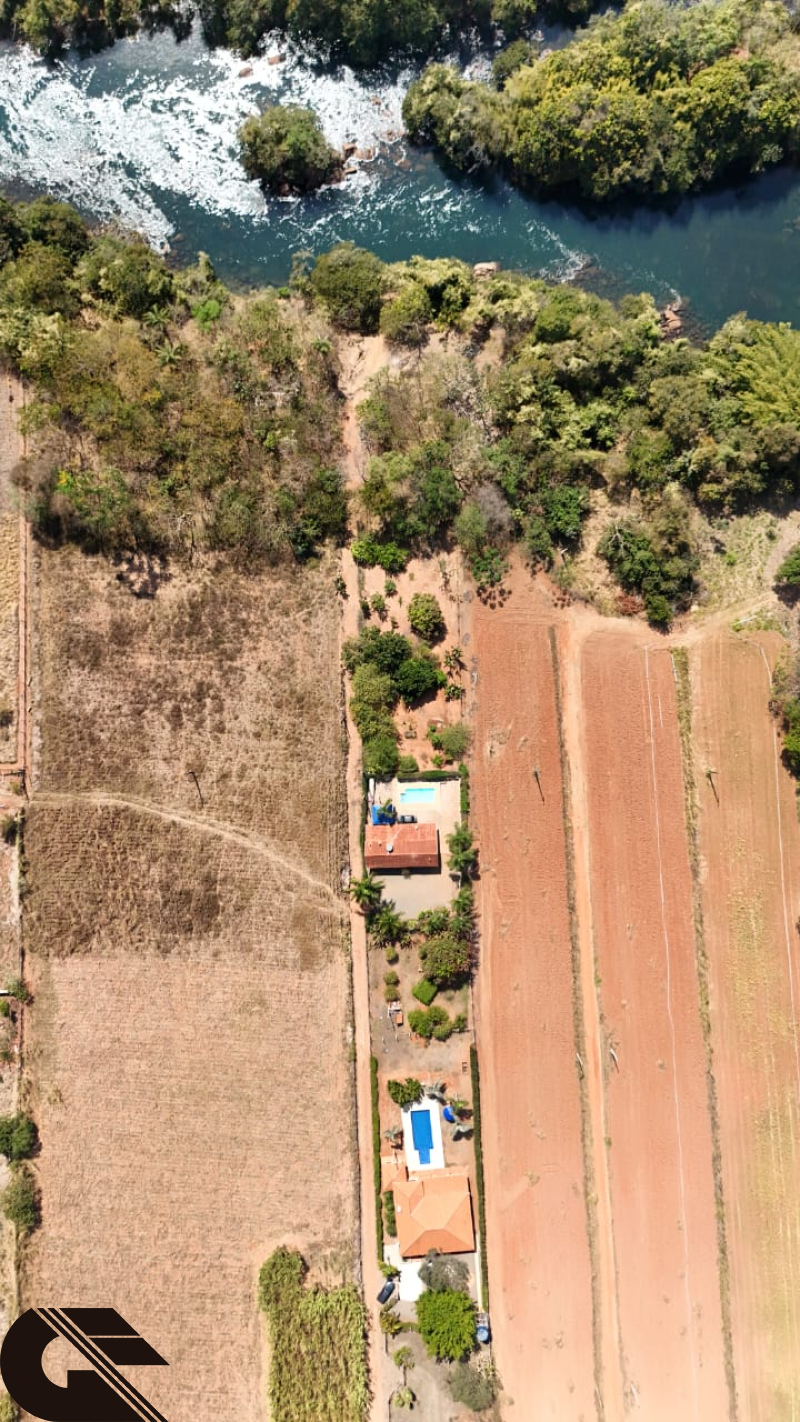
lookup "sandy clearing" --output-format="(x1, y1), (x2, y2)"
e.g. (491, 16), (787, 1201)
(581, 632), (728, 1420)
(692, 632), (800, 1421)
(472, 586), (597, 1419)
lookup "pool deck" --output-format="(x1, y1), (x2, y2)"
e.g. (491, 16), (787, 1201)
(402, 1098), (445, 1172)
(372, 777), (461, 916)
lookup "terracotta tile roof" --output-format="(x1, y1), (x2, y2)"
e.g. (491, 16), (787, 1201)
(392, 1170), (475, 1258)
(364, 822), (439, 871)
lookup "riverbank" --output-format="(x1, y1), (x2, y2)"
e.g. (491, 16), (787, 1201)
(3, 30), (800, 326)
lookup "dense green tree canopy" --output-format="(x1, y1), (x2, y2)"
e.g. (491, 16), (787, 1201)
(404, 0), (800, 200)
(238, 105), (341, 193)
(416, 1288), (476, 1361)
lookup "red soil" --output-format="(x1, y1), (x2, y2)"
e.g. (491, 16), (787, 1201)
(691, 632), (800, 1420)
(472, 585), (597, 1418)
(580, 632), (728, 1420)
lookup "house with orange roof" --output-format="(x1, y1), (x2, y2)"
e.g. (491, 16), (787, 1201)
(392, 1170), (475, 1259)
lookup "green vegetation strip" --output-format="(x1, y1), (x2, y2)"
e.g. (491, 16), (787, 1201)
(258, 1247), (368, 1422)
(370, 1056), (383, 1262)
(548, 627), (604, 1408)
(469, 1044), (489, 1310)
(671, 647), (737, 1420)
(405, 0), (800, 203)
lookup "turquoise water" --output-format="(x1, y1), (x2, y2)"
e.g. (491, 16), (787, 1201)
(400, 785), (437, 804)
(1, 28), (800, 327)
(411, 1109), (434, 1166)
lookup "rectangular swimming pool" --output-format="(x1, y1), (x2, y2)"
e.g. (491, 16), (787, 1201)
(400, 785), (436, 804)
(411, 1108), (434, 1166)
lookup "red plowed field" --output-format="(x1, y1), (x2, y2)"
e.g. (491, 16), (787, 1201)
(692, 632), (800, 1421)
(472, 593), (596, 1419)
(581, 634), (728, 1420)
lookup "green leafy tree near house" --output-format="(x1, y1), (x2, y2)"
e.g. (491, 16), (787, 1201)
(408, 593), (446, 643)
(416, 1288), (476, 1361)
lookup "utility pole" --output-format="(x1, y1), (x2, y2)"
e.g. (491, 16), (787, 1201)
(189, 769), (204, 808)
(533, 766), (544, 803)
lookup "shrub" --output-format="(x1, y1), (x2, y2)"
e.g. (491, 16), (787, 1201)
(409, 1005), (452, 1039)
(388, 1077), (423, 1108)
(429, 722), (470, 760)
(0, 815), (17, 845)
(0, 1114), (37, 1162)
(449, 1360), (497, 1410)
(4, 978), (30, 1005)
(420, 934), (472, 986)
(459, 763), (470, 820)
(471, 546), (506, 590)
(419, 1251), (470, 1293)
(384, 970), (400, 988)
(775, 543), (800, 589)
(398, 754), (419, 774)
(412, 978), (438, 1006)
(351, 536), (409, 573)
(238, 104), (340, 193)
(395, 656), (443, 706)
(416, 1288), (476, 1361)
(380, 284), (433, 347)
(363, 729), (401, 779)
(1, 1164), (39, 1234)
(0, 1391), (16, 1422)
(76, 235), (173, 319)
(383, 1189), (397, 1237)
(408, 592), (445, 642)
(310, 243), (385, 334)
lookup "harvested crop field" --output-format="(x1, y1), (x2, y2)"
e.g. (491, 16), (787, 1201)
(580, 631), (728, 1420)
(471, 579), (596, 1418)
(690, 632), (800, 1421)
(21, 548), (357, 1422)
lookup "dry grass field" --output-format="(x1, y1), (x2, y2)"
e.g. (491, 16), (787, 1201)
(20, 546), (358, 1422)
(690, 632), (800, 1422)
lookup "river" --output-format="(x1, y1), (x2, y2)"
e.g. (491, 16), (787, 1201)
(1, 25), (800, 329)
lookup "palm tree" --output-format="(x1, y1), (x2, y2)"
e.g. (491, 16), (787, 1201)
(393, 1346), (415, 1384)
(348, 871), (383, 912)
(370, 901), (407, 946)
(392, 1386), (415, 1410)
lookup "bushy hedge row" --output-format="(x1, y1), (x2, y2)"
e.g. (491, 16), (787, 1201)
(470, 1044), (490, 1308)
(370, 1056), (383, 1261)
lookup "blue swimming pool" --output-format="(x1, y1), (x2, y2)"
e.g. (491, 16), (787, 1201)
(400, 786), (436, 804)
(411, 1109), (434, 1166)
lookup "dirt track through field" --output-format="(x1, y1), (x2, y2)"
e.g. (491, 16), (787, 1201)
(691, 632), (800, 1420)
(33, 789), (347, 912)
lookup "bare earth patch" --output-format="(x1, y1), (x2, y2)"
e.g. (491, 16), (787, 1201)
(471, 576), (597, 1418)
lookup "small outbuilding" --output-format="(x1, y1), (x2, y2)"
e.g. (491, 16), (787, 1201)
(364, 822), (439, 872)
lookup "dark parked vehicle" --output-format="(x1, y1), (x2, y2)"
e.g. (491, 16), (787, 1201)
(377, 1280), (395, 1305)
(397, 814), (417, 824)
